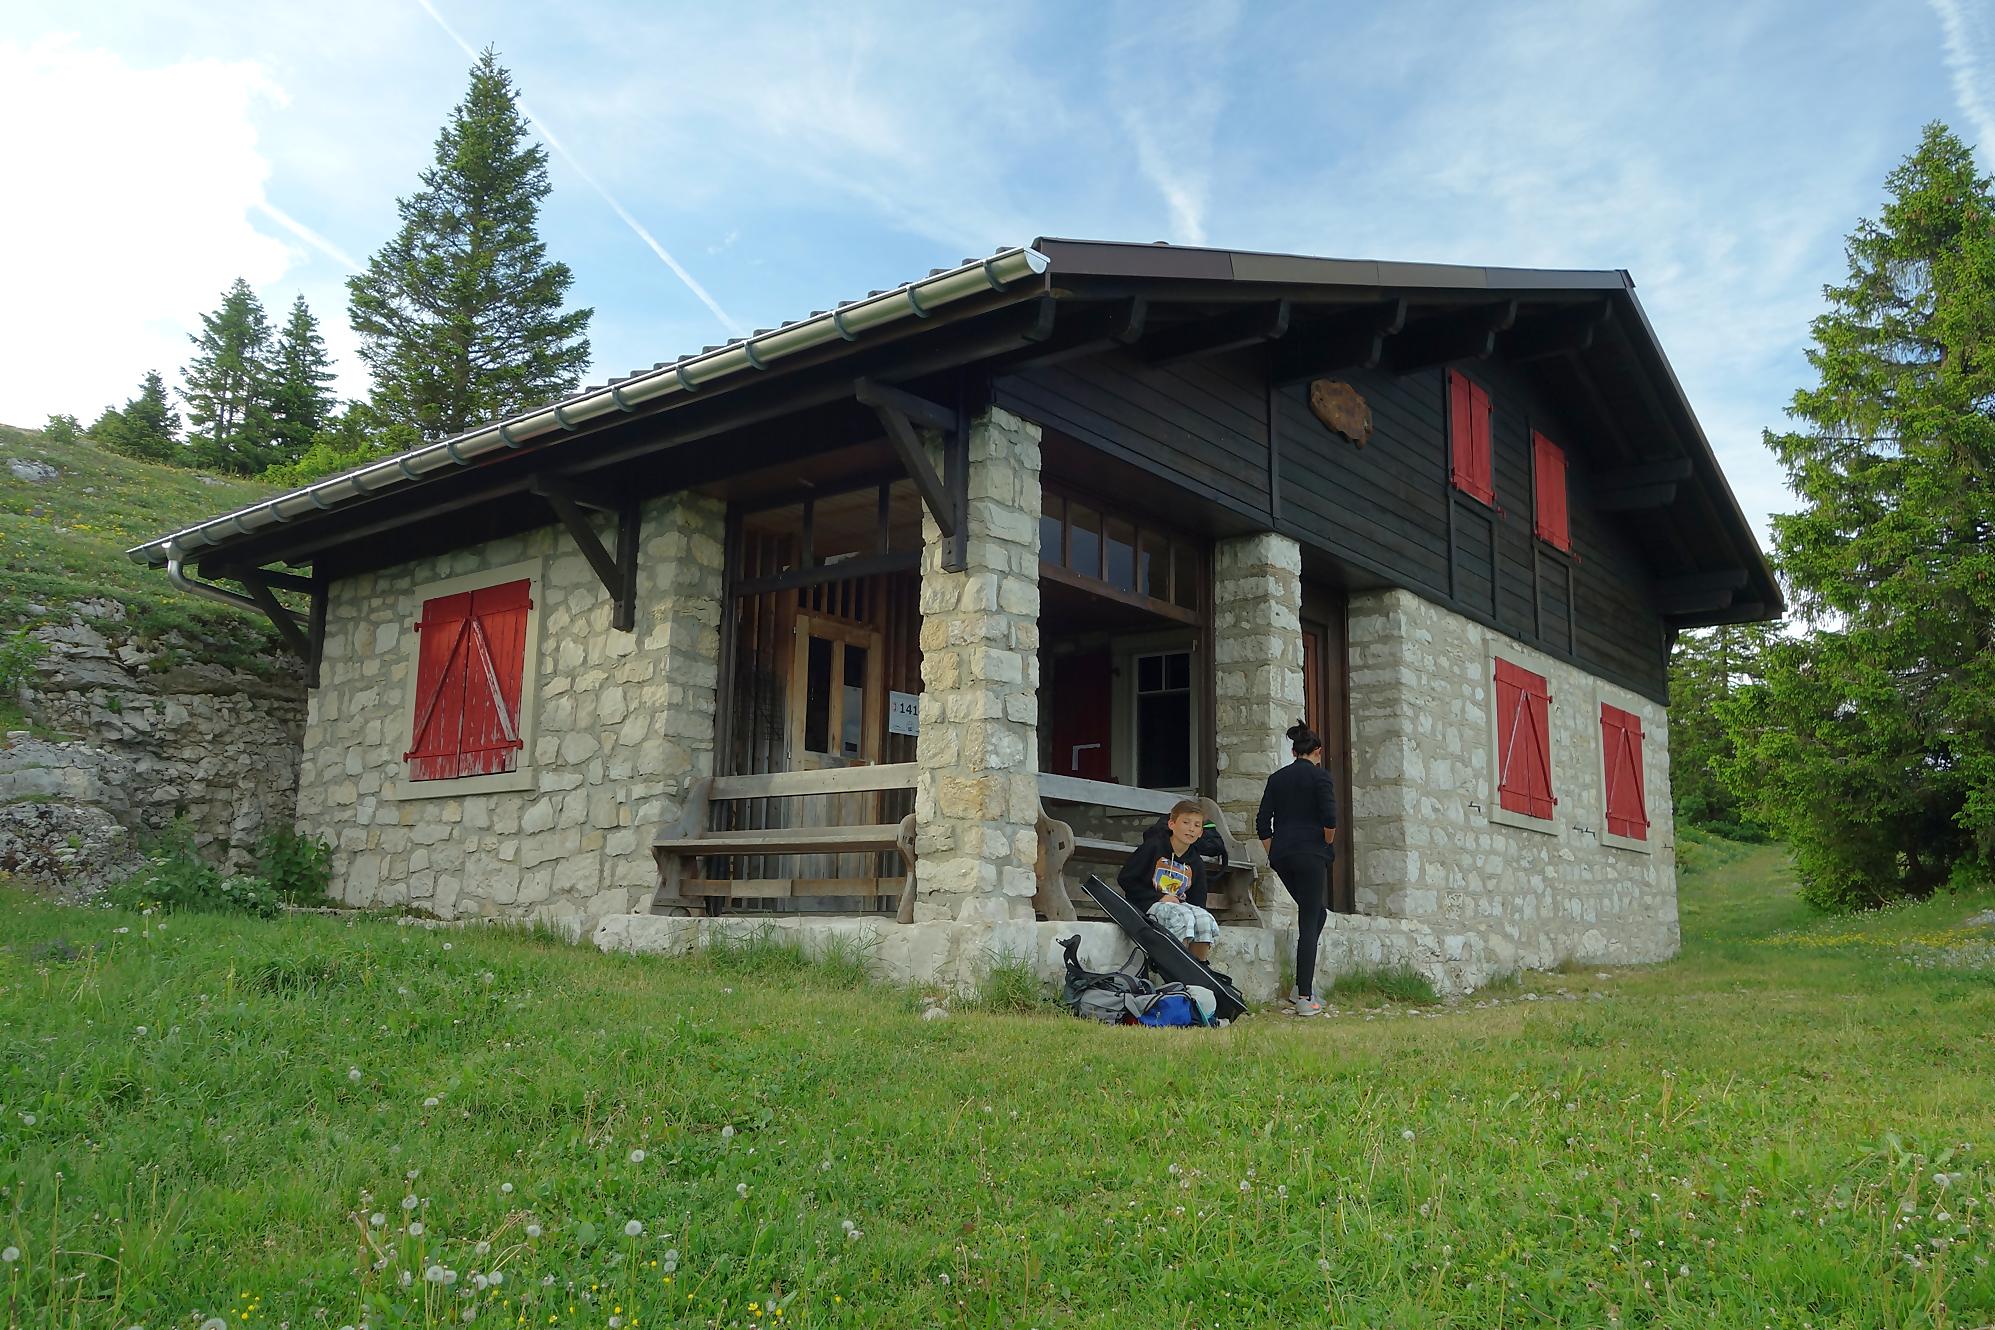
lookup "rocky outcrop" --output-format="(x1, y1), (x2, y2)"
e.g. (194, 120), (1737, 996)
(2, 602), (306, 890)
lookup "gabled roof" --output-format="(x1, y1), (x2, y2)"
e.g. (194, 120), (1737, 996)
(130, 237), (1778, 627)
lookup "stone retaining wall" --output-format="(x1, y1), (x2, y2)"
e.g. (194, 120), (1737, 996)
(297, 493), (725, 930)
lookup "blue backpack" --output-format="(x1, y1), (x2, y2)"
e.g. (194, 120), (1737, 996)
(1136, 992), (1199, 1027)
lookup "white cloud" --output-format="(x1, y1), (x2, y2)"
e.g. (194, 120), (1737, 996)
(0, 37), (366, 426)
(1929, 0), (1995, 166)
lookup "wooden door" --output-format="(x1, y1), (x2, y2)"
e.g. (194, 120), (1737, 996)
(1049, 649), (1115, 780)
(1301, 588), (1355, 913)
(788, 613), (886, 880)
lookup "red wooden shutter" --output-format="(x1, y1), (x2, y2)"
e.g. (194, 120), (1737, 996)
(1495, 658), (1555, 819)
(1600, 703), (1649, 839)
(1449, 370), (1495, 506)
(405, 592), (472, 781)
(403, 579), (531, 781)
(456, 580), (532, 777)
(1533, 431), (1570, 551)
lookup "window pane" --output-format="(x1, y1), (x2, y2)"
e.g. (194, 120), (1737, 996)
(1137, 692), (1193, 788)
(1069, 505), (1102, 579)
(841, 644), (868, 757)
(1138, 654), (1163, 693)
(1139, 533), (1170, 601)
(1165, 651), (1191, 691)
(1172, 545), (1200, 611)
(1039, 494), (1064, 565)
(1105, 518), (1136, 591)
(803, 636), (832, 753)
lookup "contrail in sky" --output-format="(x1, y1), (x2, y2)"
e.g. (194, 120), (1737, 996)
(1930, 0), (1995, 166)
(412, 0), (743, 336)
(256, 199), (362, 271)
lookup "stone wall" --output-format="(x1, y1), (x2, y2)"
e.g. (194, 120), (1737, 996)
(3, 608), (305, 887)
(1211, 531), (1304, 924)
(1344, 587), (1678, 972)
(297, 493), (725, 929)
(911, 407), (1043, 924)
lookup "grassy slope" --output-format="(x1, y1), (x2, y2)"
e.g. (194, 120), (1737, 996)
(1, 843), (1992, 1328)
(0, 423), (282, 670)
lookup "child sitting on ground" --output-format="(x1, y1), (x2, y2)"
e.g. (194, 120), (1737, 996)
(1117, 799), (1220, 961)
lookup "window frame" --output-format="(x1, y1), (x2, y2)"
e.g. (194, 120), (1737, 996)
(388, 557), (547, 801)
(1484, 639), (1563, 838)
(1130, 646), (1197, 792)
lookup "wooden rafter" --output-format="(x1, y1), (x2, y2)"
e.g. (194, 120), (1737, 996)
(1388, 300), (1520, 374)
(1140, 300), (1292, 366)
(529, 476), (639, 630)
(854, 376), (967, 572)
(1271, 298), (1408, 385)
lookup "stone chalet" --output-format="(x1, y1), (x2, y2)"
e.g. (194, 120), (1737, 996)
(129, 239), (1780, 999)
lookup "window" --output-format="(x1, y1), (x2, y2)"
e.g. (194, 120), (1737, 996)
(1448, 369), (1495, 506)
(1134, 650), (1193, 788)
(405, 578), (533, 781)
(1533, 430), (1570, 551)
(1493, 657), (1554, 820)
(1040, 486), (1203, 617)
(1600, 703), (1650, 842)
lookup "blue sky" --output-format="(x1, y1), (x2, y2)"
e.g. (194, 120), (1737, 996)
(3, 0), (1991, 549)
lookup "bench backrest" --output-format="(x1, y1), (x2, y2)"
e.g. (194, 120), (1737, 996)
(706, 763), (919, 803)
(1035, 773), (1182, 818)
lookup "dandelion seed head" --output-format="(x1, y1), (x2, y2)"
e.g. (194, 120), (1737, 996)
(20, 1114), (34, 1126)
(489, 1270), (504, 1286)
(625, 1220), (644, 1237)
(720, 1125), (735, 1140)
(1402, 1129), (1416, 1142)
(401, 1195), (419, 1211)
(348, 1068), (362, 1084)
(629, 1149), (646, 1164)
(423, 1097), (439, 1109)
(500, 1182), (513, 1194)
(526, 1224), (542, 1239)
(1, 1246), (18, 1263)
(369, 1213), (385, 1228)
(737, 1183), (750, 1198)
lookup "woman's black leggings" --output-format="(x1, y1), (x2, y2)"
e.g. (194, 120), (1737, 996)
(1271, 852), (1330, 998)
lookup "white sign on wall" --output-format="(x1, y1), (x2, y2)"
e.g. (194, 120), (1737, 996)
(887, 690), (920, 736)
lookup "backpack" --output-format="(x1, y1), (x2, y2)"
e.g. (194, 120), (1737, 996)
(1142, 816), (1229, 868)
(1059, 935), (1154, 1023)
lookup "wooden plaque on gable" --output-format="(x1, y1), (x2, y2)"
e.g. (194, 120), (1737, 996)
(1308, 379), (1372, 447)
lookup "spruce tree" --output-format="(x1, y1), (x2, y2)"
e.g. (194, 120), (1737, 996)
(1723, 122), (1995, 909)
(96, 370), (182, 464)
(266, 294), (338, 467)
(347, 48), (592, 441)
(182, 278), (275, 473)
(1666, 624), (1773, 837)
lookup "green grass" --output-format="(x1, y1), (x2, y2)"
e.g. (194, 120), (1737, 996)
(3, 841), (1994, 1327)
(0, 423), (283, 670)
(1326, 960), (1440, 1005)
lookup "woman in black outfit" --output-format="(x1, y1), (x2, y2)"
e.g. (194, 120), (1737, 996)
(1255, 721), (1338, 1016)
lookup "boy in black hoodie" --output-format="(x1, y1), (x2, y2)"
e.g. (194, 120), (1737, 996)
(1117, 799), (1218, 961)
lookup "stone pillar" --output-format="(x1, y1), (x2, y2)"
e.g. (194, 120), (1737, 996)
(1212, 532), (1305, 925)
(912, 407), (1043, 924)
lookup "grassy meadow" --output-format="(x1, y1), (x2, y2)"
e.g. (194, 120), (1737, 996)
(2, 833), (1993, 1328)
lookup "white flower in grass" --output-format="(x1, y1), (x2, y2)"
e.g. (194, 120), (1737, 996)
(1678, 1264), (1690, 1277)
(660, 1250), (679, 1274)
(938, 1273), (951, 1286)
(407, 1222), (424, 1237)
(423, 1097), (439, 1109)
(736, 1183), (750, 1199)
(629, 1149), (646, 1164)
(348, 1067), (362, 1083)
(1239, 1180), (1251, 1193)
(625, 1220), (644, 1237)
(135, 1026), (147, 1036)
(399, 1270), (413, 1288)
(525, 1224), (542, 1239)
(202, 1320), (228, 1330)
(841, 1219), (855, 1233)
(488, 1270), (504, 1287)
(475, 1240), (490, 1256)
(442, 942), (453, 951)
(402, 1195), (419, 1211)
(19, 1114), (34, 1126)
(426, 1265), (447, 1283)
(369, 1213), (386, 1228)
(1, 1246), (19, 1262)
(500, 1182), (513, 1194)
(720, 1125), (735, 1141)
(1317, 1257), (1331, 1273)
(609, 1319), (623, 1329)
(1401, 1129), (1415, 1142)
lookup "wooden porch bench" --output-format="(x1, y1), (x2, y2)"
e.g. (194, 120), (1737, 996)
(1033, 773), (1265, 927)
(648, 763), (919, 920)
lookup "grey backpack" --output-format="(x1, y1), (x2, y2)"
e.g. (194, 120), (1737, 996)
(1059, 935), (1154, 1023)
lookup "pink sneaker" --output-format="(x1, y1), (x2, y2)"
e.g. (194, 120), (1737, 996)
(1292, 995), (1324, 1017)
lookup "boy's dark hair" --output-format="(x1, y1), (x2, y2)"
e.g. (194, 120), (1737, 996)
(1169, 798), (1205, 821)
(1286, 720), (1324, 756)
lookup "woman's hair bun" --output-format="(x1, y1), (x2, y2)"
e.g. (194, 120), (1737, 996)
(1286, 719), (1309, 740)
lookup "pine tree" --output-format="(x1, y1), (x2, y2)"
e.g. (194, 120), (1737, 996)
(182, 278), (275, 473)
(95, 370), (182, 464)
(266, 294), (339, 467)
(1723, 122), (1995, 909)
(347, 48), (592, 441)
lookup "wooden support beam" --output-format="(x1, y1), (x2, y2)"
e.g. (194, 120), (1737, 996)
(856, 377), (958, 555)
(530, 477), (638, 631)
(1595, 457), (1693, 489)
(1655, 569), (1748, 598)
(1670, 599), (1766, 627)
(1501, 300), (1614, 362)
(1140, 300), (1291, 367)
(732, 550), (919, 597)
(1388, 300), (1520, 374)
(236, 568), (312, 662)
(1593, 482), (1679, 512)
(306, 568), (329, 688)
(1270, 299), (1407, 385)
(1656, 585), (1736, 616)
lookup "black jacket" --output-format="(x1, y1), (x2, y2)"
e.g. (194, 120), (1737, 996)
(1256, 758), (1338, 863)
(1117, 829), (1209, 910)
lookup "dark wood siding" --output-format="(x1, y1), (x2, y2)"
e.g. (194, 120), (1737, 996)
(996, 348), (1668, 701)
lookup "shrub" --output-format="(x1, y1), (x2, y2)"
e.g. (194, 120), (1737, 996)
(969, 949), (1051, 1014)
(42, 413), (81, 444)
(256, 826), (332, 904)
(109, 820), (281, 918)
(0, 628), (48, 696)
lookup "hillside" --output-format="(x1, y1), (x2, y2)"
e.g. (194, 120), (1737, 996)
(0, 422), (284, 672)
